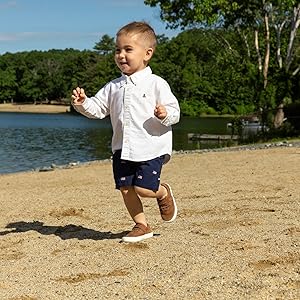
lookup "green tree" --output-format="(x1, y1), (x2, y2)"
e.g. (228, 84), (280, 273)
(0, 67), (16, 102)
(145, 0), (300, 127)
(151, 28), (256, 115)
(0, 53), (17, 102)
(94, 34), (115, 55)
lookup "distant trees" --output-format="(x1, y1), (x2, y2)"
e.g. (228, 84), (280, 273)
(0, 64), (16, 102)
(93, 34), (115, 55)
(0, 49), (105, 104)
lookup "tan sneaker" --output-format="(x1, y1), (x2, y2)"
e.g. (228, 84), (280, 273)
(157, 183), (177, 222)
(122, 223), (153, 243)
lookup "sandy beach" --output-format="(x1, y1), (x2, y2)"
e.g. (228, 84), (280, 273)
(0, 103), (70, 114)
(0, 147), (299, 299)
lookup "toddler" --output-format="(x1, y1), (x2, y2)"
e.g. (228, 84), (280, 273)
(72, 21), (180, 242)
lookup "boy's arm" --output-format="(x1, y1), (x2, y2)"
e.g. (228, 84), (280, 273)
(155, 103), (180, 127)
(71, 86), (110, 119)
(154, 80), (180, 127)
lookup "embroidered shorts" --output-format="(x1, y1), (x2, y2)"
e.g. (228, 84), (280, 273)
(112, 150), (165, 191)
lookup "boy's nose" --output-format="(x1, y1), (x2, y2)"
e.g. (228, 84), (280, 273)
(117, 50), (125, 58)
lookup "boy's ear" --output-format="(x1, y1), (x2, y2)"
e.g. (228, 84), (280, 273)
(144, 47), (154, 62)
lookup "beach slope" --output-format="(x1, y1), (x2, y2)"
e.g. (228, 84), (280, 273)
(0, 147), (299, 299)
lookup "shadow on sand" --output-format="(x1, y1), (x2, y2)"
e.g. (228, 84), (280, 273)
(0, 221), (128, 240)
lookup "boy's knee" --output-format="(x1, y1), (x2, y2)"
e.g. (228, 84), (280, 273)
(134, 186), (153, 198)
(120, 186), (134, 196)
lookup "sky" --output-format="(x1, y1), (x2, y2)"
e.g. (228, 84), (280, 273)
(0, 0), (181, 54)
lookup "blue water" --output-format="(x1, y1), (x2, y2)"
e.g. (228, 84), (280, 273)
(0, 112), (231, 174)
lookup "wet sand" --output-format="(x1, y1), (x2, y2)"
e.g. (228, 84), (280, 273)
(0, 147), (299, 299)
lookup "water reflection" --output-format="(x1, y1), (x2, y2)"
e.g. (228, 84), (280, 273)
(0, 127), (112, 174)
(0, 113), (232, 174)
(172, 117), (232, 151)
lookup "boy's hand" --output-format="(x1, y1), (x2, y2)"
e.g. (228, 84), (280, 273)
(72, 87), (86, 104)
(154, 104), (167, 120)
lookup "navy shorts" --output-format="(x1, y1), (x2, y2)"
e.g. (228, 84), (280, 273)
(112, 150), (165, 191)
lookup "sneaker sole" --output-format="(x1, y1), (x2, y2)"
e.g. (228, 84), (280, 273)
(163, 183), (177, 223)
(122, 232), (153, 243)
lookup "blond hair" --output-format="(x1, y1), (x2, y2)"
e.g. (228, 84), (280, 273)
(116, 21), (157, 50)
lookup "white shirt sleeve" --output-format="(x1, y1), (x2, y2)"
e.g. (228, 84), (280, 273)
(155, 77), (180, 127)
(72, 83), (111, 119)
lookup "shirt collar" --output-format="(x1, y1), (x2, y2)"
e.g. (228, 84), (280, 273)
(122, 66), (152, 85)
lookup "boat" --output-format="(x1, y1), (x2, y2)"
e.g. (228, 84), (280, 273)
(227, 115), (267, 136)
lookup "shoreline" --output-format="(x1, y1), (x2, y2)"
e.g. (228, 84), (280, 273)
(1, 139), (300, 176)
(0, 103), (71, 114)
(0, 103), (234, 117)
(0, 147), (299, 299)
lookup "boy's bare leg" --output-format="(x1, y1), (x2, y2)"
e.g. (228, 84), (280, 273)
(120, 186), (147, 226)
(135, 184), (177, 222)
(134, 185), (167, 200)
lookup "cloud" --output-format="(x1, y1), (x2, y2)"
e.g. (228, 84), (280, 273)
(0, 33), (18, 41)
(0, 1), (18, 9)
(0, 32), (38, 41)
(112, 0), (140, 6)
(0, 31), (103, 42)
(102, 0), (145, 8)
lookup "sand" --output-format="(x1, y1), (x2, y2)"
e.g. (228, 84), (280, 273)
(0, 147), (299, 300)
(0, 103), (70, 114)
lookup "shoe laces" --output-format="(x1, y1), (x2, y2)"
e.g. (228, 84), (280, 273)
(158, 197), (170, 212)
(132, 223), (146, 233)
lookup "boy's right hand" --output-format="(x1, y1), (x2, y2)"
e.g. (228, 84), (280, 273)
(72, 87), (86, 104)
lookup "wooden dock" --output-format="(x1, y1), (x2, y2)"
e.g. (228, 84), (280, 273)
(188, 133), (239, 141)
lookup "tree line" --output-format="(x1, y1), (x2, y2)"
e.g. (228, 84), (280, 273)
(0, 2), (299, 135)
(1, 29), (298, 113)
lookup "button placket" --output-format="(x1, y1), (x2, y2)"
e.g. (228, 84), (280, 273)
(121, 81), (133, 158)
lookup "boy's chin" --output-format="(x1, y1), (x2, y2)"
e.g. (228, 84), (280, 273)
(122, 69), (133, 76)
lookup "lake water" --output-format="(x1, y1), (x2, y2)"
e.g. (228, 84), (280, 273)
(0, 112), (232, 174)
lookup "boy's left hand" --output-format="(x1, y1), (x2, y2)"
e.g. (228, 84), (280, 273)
(154, 104), (167, 120)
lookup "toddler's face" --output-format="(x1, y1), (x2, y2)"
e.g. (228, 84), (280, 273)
(115, 33), (153, 75)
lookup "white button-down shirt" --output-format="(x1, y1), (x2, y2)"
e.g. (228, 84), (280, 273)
(73, 66), (180, 163)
